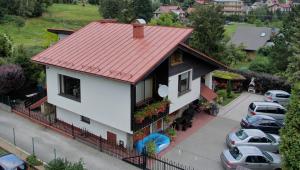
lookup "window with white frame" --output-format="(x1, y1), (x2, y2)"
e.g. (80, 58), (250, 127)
(178, 71), (190, 96)
(136, 78), (153, 104)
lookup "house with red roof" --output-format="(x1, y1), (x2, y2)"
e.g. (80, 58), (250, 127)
(32, 19), (226, 148)
(153, 5), (186, 20)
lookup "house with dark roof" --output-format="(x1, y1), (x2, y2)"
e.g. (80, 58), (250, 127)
(230, 26), (278, 54)
(32, 19), (226, 148)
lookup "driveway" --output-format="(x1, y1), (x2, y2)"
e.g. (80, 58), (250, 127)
(0, 109), (138, 170)
(164, 92), (263, 170)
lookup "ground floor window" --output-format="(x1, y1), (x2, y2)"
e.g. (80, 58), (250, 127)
(80, 115), (90, 124)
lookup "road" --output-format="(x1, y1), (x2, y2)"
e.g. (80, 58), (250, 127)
(164, 92), (264, 170)
(0, 109), (138, 170)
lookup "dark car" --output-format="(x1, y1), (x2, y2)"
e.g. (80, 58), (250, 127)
(241, 115), (284, 134)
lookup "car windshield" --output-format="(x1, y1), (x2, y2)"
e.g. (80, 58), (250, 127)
(229, 147), (243, 160)
(249, 103), (256, 111)
(262, 151), (273, 162)
(235, 130), (248, 140)
(266, 134), (276, 142)
(246, 116), (258, 124)
(265, 92), (271, 96)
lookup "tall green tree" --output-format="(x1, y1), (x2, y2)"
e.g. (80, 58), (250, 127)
(189, 5), (225, 60)
(268, 35), (292, 74)
(0, 33), (13, 58)
(280, 82), (300, 170)
(99, 0), (124, 19)
(133, 0), (153, 22)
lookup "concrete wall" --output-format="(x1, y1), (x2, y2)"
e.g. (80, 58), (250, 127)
(56, 107), (129, 147)
(46, 66), (132, 134)
(0, 103), (11, 112)
(168, 69), (200, 113)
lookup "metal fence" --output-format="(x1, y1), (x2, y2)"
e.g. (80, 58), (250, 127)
(0, 95), (12, 106)
(10, 104), (194, 170)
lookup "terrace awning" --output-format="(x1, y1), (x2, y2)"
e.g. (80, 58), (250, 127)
(201, 84), (217, 102)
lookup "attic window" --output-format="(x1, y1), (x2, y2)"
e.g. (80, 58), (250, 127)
(260, 32), (266, 37)
(171, 52), (183, 66)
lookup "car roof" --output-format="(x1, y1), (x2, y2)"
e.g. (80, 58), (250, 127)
(237, 146), (263, 156)
(252, 114), (276, 121)
(266, 90), (290, 95)
(0, 154), (24, 169)
(252, 101), (284, 107)
(242, 129), (266, 137)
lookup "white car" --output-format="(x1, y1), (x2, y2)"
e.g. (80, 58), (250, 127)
(264, 90), (290, 106)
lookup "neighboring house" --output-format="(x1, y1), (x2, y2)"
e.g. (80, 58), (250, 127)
(293, 0), (300, 6)
(266, 0), (292, 12)
(250, 1), (266, 10)
(153, 5), (186, 20)
(214, 0), (245, 15)
(230, 26), (278, 55)
(32, 20), (225, 148)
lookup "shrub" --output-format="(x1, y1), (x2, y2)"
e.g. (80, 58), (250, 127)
(226, 80), (233, 98)
(0, 33), (13, 58)
(280, 83), (300, 169)
(217, 89), (227, 99)
(0, 64), (25, 95)
(45, 158), (86, 170)
(146, 141), (156, 156)
(166, 128), (176, 137)
(249, 56), (271, 73)
(26, 155), (43, 166)
(231, 69), (291, 93)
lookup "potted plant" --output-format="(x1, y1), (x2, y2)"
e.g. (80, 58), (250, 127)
(145, 105), (155, 117)
(133, 130), (145, 141)
(146, 141), (157, 156)
(134, 111), (145, 123)
(166, 128), (177, 141)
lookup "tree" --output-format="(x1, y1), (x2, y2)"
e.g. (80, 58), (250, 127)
(268, 35), (292, 74)
(280, 82), (300, 170)
(149, 13), (183, 27)
(99, 0), (124, 19)
(133, 0), (153, 22)
(0, 64), (25, 94)
(0, 33), (13, 58)
(45, 158), (86, 170)
(189, 5), (225, 60)
(13, 45), (43, 83)
(222, 44), (246, 66)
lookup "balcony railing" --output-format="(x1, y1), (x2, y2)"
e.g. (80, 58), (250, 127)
(132, 100), (170, 132)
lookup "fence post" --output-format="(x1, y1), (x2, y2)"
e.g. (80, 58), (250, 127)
(71, 124), (75, 139)
(142, 149), (147, 170)
(32, 137), (35, 155)
(54, 148), (56, 160)
(13, 128), (16, 146)
(28, 108), (31, 117)
(99, 135), (103, 152)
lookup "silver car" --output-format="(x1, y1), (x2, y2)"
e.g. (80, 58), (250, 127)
(264, 90), (290, 106)
(220, 146), (281, 170)
(226, 129), (280, 153)
(248, 101), (286, 121)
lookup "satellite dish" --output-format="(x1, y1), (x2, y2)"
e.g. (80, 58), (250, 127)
(158, 84), (168, 98)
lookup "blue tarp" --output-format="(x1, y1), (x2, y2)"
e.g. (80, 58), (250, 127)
(0, 154), (25, 170)
(136, 133), (170, 154)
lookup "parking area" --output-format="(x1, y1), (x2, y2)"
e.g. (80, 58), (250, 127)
(164, 92), (264, 170)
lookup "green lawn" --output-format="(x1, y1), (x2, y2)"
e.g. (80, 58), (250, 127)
(0, 3), (100, 55)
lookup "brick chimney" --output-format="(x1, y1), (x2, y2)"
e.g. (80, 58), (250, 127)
(133, 23), (144, 39)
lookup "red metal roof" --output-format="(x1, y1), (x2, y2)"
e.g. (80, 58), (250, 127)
(32, 22), (193, 84)
(201, 84), (217, 102)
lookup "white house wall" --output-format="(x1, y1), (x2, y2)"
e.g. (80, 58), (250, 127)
(168, 69), (201, 113)
(46, 66), (132, 134)
(56, 107), (129, 146)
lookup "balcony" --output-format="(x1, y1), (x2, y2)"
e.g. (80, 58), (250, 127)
(132, 100), (170, 132)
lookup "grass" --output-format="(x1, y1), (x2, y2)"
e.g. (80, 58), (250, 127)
(221, 93), (241, 106)
(0, 147), (8, 157)
(0, 3), (100, 55)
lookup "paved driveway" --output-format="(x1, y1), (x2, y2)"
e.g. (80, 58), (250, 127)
(0, 109), (138, 170)
(164, 92), (263, 170)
